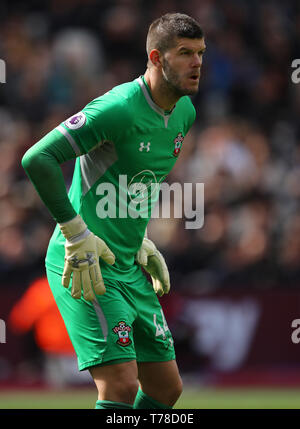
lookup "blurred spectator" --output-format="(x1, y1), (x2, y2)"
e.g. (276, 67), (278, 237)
(0, 0), (300, 294)
(8, 276), (91, 387)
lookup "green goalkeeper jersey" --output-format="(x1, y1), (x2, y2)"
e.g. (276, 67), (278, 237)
(45, 76), (196, 281)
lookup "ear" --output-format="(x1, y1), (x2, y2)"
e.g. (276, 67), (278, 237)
(149, 49), (162, 68)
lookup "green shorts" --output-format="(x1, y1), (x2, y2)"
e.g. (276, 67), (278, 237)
(46, 267), (175, 371)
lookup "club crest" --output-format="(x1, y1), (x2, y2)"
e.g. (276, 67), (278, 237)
(173, 132), (184, 157)
(113, 321), (132, 347)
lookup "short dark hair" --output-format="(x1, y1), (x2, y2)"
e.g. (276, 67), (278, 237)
(146, 13), (204, 56)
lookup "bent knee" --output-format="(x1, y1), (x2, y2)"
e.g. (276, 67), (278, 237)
(91, 361), (139, 404)
(168, 376), (183, 404)
(109, 378), (139, 403)
(142, 375), (183, 406)
(96, 377), (139, 404)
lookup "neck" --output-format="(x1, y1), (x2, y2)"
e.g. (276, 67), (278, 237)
(144, 69), (179, 111)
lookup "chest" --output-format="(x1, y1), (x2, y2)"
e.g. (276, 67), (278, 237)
(115, 122), (186, 180)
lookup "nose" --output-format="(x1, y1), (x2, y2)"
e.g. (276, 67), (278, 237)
(192, 53), (202, 68)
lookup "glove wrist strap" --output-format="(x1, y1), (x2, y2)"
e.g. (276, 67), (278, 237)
(59, 214), (88, 241)
(67, 228), (90, 243)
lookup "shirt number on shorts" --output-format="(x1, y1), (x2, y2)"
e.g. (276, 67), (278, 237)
(153, 310), (169, 339)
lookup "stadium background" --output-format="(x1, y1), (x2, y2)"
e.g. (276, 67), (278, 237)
(1, 0), (300, 408)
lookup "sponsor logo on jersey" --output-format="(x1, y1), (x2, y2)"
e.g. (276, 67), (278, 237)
(173, 132), (184, 157)
(64, 112), (86, 129)
(113, 321), (132, 347)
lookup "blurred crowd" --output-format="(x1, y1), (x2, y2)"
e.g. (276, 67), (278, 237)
(1, 0), (300, 291)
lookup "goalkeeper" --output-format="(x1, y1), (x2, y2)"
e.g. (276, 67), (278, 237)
(22, 13), (205, 409)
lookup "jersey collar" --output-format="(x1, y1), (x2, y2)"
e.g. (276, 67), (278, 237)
(136, 76), (175, 127)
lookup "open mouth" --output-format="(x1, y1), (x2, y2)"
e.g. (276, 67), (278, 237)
(189, 75), (199, 81)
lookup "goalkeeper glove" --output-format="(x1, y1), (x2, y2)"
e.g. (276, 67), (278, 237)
(136, 237), (170, 297)
(59, 215), (115, 301)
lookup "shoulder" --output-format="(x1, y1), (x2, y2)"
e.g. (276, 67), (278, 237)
(178, 96), (196, 119)
(175, 96), (196, 130)
(84, 79), (140, 124)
